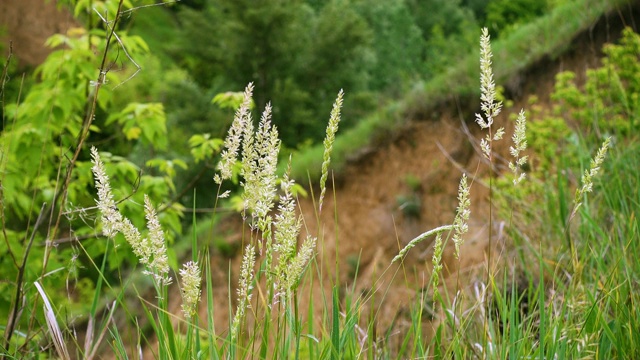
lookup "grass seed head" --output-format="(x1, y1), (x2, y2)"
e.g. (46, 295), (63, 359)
(319, 89), (344, 213)
(180, 261), (202, 319)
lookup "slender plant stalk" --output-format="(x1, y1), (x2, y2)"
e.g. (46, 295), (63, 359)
(2, 203), (46, 353)
(47, 0), (126, 255)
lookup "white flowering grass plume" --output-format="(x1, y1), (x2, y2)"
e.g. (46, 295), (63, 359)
(274, 161), (301, 282)
(92, 146), (183, 358)
(214, 86), (341, 350)
(274, 160), (316, 295)
(91, 146), (123, 238)
(567, 136), (612, 269)
(231, 244), (255, 340)
(180, 261), (202, 319)
(241, 102), (280, 225)
(216, 97), (280, 343)
(572, 136), (612, 218)
(476, 28), (529, 185)
(143, 195), (171, 285)
(452, 174), (471, 259)
(319, 89), (344, 213)
(91, 146), (171, 287)
(476, 27), (505, 160)
(216, 95), (282, 346)
(238, 102), (281, 322)
(215, 83), (254, 184)
(509, 109), (528, 185)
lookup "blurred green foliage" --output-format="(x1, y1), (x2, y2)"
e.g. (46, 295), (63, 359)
(497, 27), (640, 236)
(0, 1), (187, 347)
(528, 27), (640, 174)
(123, 0), (561, 203)
(485, 0), (548, 36)
(169, 0), (543, 148)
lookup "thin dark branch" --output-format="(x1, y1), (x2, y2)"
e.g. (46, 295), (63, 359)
(436, 141), (489, 190)
(93, 8), (141, 89)
(0, 41), (13, 100)
(0, 43), (18, 268)
(45, 0), (127, 270)
(454, 94), (505, 173)
(3, 203), (47, 353)
(120, 0), (181, 15)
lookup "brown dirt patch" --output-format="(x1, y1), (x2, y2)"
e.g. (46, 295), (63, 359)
(0, 0), (76, 67)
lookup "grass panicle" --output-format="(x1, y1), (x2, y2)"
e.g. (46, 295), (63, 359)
(319, 89), (344, 213)
(241, 102), (280, 222)
(215, 82), (254, 184)
(476, 27), (505, 160)
(509, 109), (529, 185)
(179, 261), (202, 319)
(274, 162), (304, 293)
(143, 195), (171, 286)
(430, 234), (444, 301)
(453, 174), (471, 259)
(92, 146), (172, 287)
(572, 136), (612, 217)
(232, 244), (256, 340)
(476, 28), (503, 130)
(391, 224), (454, 264)
(90, 146), (123, 239)
(393, 172), (470, 264)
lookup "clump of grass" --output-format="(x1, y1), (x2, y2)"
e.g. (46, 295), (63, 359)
(92, 146), (173, 287)
(567, 136), (612, 270)
(92, 146), (201, 358)
(86, 82), (346, 358)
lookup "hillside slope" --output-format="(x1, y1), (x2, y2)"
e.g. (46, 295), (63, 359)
(198, 3), (639, 348)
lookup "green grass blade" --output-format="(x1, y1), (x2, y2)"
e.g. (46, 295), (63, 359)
(330, 286), (340, 360)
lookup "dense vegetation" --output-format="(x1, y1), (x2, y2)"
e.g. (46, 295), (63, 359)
(0, 0), (638, 358)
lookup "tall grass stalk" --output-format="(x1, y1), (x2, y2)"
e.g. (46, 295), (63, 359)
(566, 136), (612, 272)
(475, 26), (506, 354)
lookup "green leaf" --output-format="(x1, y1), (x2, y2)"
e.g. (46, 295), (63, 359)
(44, 34), (68, 48)
(211, 91), (249, 110)
(125, 126), (142, 140)
(189, 133), (223, 163)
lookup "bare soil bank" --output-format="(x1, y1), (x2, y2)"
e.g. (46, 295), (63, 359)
(0, 0), (76, 67)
